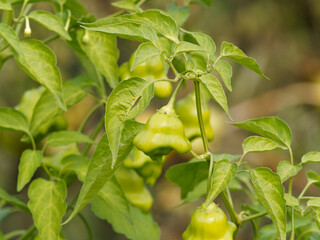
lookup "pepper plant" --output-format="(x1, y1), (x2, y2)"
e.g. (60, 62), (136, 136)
(0, 0), (320, 239)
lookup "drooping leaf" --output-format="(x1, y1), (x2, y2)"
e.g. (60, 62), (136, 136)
(17, 149), (42, 191)
(220, 41), (269, 79)
(167, 4), (190, 28)
(232, 116), (292, 148)
(28, 178), (67, 240)
(206, 160), (237, 204)
(250, 168), (286, 240)
(301, 152), (320, 164)
(174, 41), (205, 55)
(0, 188), (29, 213)
(28, 10), (71, 40)
(77, 29), (119, 88)
(14, 40), (66, 111)
(0, 23), (21, 54)
(91, 177), (160, 240)
(30, 76), (93, 135)
(307, 171), (320, 188)
(83, 21), (159, 47)
(213, 60), (232, 91)
(105, 77), (154, 167)
(242, 136), (287, 154)
(120, 10), (179, 43)
(165, 160), (208, 199)
(276, 161), (301, 183)
(0, 0), (12, 11)
(46, 131), (94, 147)
(111, 0), (141, 12)
(199, 73), (230, 118)
(64, 120), (143, 224)
(284, 193), (299, 207)
(131, 42), (160, 71)
(0, 108), (29, 134)
(181, 29), (216, 61)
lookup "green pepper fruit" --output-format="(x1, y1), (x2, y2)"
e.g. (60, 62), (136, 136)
(133, 105), (192, 160)
(124, 147), (164, 186)
(183, 202), (236, 240)
(175, 91), (214, 141)
(115, 167), (153, 212)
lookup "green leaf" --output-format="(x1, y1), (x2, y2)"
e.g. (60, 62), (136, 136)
(307, 171), (320, 188)
(213, 60), (232, 91)
(220, 41), (269, 79)
(311, 208), (320, 229)
(0, 188), (30, 213)
(121, 10), (179, 43)
(307, 198), (320, 208)
(165, 160), (208, 199)
(183, 180), (207, 203)
(232, 116), (292, 148)
(301, 152), (320, 164)
(0, 23), (21, 55)
(0, 0), (12, 11)
(46, 131), (94, 147)
(0, 230), (4, 240)
(174, 41), (205, 55)
(28, 178), (67, 240)
(30, 76), (92, 135)
(83, 21), (159, 47)
(199, 0), (212, 6)
(111, 0), (141, 12)
(243, 136), (287, 154)
(212, 153), (241, 162)
(91, 177), (160, 240)
(284, 193), (299, 207)
(105, 77), (154, 167)
(77, 29), (119, 88)
(181, 30), (216, 60)
(276, 161), (302, 183)
(64, 120), (143, 224)
(28, 10), (71, 40)
(131, 42), (160, 71)
(206, 160), (237, 203)
(167, 4), (189, 28)
(17, 149), (42, 191)
(199, 73), (230, 118)
(0, 108), (29, 134)
(14, 40), (66, 111)
(250, 168), (286, 240)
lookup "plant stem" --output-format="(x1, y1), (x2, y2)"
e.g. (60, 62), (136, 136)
(221, 190), (239, 225)
(82, 116), (104, 156)
(27, 132), (36, 150)
(237, 153), (246, 166)
(288, 146), (295, 239)
(4, 230), (26, 239)
(166, 79), (184, 109)
(194, 80), (209, 154)
(298, 182), (311, 199)
(78, 212), (93, 240)
(241, 211), (267, 223)
(43, 34), (60, 44)
(206, 154), (214, 194)
(290, 207), (295, 240)
(17, 225), (36, 240)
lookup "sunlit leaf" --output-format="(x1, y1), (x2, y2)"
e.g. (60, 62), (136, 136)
(220, 41), (269, 79)
(213, 60), (232, 91)
(307, 171), (320, 188)
(28, 178), (67, 240)
(250, 168), (286, 240)
(284, 193), (299, 207)
(301, 152), (320, 164)
(0, 23), (21, 54)
(28, 10), (71, 40)
(46, 131), (94, 147)
(0, 108), (29, 134)
(232, 116), (292, 148)
(111, 0), (141, 12)
(131, 42), (160, 71)
(243, 136), (287, 154)
(17, 149), (42, 191)
(175, 41), (205, 55)
(276, 161), (301, 183)
(307, 198), (320, 208)
(0, 0), (12, 11)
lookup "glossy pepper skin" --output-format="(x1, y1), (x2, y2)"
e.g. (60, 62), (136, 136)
(133, 105), (192, 160)
(183, 202), (236, 240)
(115, 167), (153, 212)
(175, 91), (214, 141)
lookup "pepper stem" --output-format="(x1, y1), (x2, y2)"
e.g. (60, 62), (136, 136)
(166, 79), (184, 110)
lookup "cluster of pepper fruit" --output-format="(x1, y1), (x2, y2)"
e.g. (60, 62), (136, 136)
(118, 53), (236, 239)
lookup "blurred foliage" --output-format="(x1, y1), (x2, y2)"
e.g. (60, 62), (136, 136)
(0, 0), (319, 239)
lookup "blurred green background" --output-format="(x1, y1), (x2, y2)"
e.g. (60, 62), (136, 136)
(0, 0), (320, 239)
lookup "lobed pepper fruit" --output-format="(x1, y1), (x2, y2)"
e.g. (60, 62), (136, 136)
(183, 202), (236, 240)
(175, 91), (214, 141)
(133, 105), (192, 160)
(115, 167), (153, 212)
(119, 53), (172, 99)
(124, 147), (164, 186)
